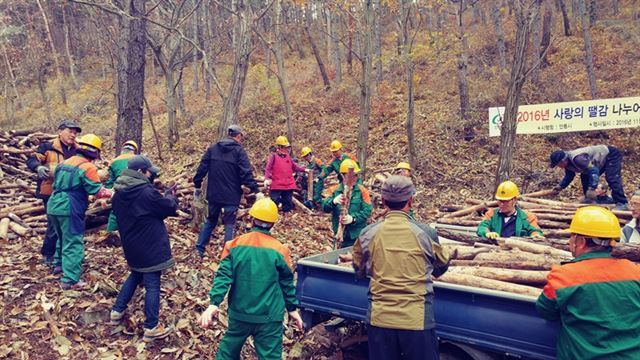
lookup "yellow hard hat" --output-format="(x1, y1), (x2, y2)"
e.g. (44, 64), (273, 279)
(396, 162), (411, 171)
(339, 159), (361, 174)
(330, 140), (343, 152)
(122, 140), (139, 151)
(495, 181), (520, 200)
(78, 134), (102, 151)
(568, 206), (621, 240)
(249, 198), (279, 223)
(300, 146), (312, 157)
(275, 136), (290, 147)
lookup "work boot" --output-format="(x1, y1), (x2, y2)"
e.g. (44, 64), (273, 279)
(60, 280), (88, 290)
(143, 325), (172, 342)
(614, 203), (629, 211)
(52, 266), (63, 275)
(109, 310), (124, 325)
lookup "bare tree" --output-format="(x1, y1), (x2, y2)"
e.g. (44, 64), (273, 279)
(373, 0), (383, 84)
(455, 0), (473, 140)
(357, 0), (374, 175)
(331, 11), (342, 84)
(578, 0), (598, 98)
(490, 0), (507, 68)
(495, 0), (539, 186)
(62, 5), (80, 90)
(0, 37), (22, 110)
(304, 6), (331, 91)
(36, 0), (67, 105)
(399, 0), (418, 170)
(273, 0), (294, 143)
(557, 0), (571, 35)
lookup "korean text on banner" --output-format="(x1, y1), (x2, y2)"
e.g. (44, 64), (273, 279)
(488, 96), (640, 137)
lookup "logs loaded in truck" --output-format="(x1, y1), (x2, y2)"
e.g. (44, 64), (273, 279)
(295, 223), (562, 360)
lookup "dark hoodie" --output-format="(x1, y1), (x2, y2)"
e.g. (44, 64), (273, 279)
(193, 137), (259, 205)
(113, 169), (177, 272)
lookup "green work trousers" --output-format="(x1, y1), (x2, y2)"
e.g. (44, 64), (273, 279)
(106, 211), (118, 232)
(216, 319), (283, 360)
(51, 215), (85, 284)
(312, 179), (324, 204)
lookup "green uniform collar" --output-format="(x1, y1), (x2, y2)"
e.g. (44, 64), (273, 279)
(251, 227), (272, 235)
(572, 251), (612, 263)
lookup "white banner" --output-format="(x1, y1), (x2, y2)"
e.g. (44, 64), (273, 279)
(488, 96), (640, 137)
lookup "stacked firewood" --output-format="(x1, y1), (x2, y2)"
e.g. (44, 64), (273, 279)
(0, 130), (112, 240)
(430, 190), (640, 297)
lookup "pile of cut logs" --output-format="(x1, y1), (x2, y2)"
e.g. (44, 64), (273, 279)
(0, 130), (110, 240)
(429, 190), (640, 297)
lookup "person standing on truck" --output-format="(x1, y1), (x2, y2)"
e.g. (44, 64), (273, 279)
(476, 181), (544, 241)
(322, 159), (372, 248)
(352, 175), (450, 360)
(549, 145), (628, 210)
(193, 125), (262, 258)
(199, 198), (303, 359)
(536, 206), (640, 359)
(26, 119), (80, 267)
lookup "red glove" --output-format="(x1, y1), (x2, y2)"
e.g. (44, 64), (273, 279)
(95, 187), (113, 199)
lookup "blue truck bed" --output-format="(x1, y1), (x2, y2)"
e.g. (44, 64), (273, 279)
(296, 247), (559, 359)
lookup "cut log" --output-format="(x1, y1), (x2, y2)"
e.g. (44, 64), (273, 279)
(0, 218), (9, 239)
(437, 218), (481, 227)
(292, 196), (313, 215)
(612, 244), (640, 262)
(500, 238), (572, 259)
(522, 189), (557, 198)
(436, 272), (541, 297)
(450, 259), (553, 270)
(448, 266), (549, 286)
(8, 221), (28, 237)
(442, 202), (494, 219)
(475, 249), (562, 264)
(437, 228), (494, 245)
(444, 245), (492, 260)
(0, 205), (45, 218)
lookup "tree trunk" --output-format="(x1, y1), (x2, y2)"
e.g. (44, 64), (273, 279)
(191, 0), (200, 91)
(540, 0), (552, 66)
(357, 0), (374, 175)
(588, 0), (597, 26)
(374, 0), (383, 84)
(165, 69), (179, 147)
(331, 12), (342, 84)
(530, 0), (543, 83)
(612, 0), (619, 16)
(62, 5), (80, 90)
(490, 0), (507, 69)
(305, 25), (331, 90)
(36, 0), (67, 105)
(217, 0), (251, 139)
(326, 9), (332, 68)
(557, 0), (572, 35)
(115, 0), (146, 155)
(495, 2), (537, 187)
(456, 1), (472, 140)
(292, 6), (306, 59)
(203, 2), (213, 100)
(346, 11), (353, 74)
(579, 0), (598, 99)
(275, 0), (294, 144)
(1, 43), (21, 109)
(400, 0), (416, 170)
(37, 66), (54, 127)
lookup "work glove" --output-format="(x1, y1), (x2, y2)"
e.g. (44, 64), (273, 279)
(264, 179), (272, 188)
(288, 310), (304, 331)
(199, 304), (219, 329)
(485, 232), (499, 240)
(333, 194), (345, 205)
(256, 192), (265, 200)
(552, 185), (563, 193)
(36, 166), (50, 180)
(585, 188), (597, 200)
(95, 187), (113, 199)
(341, 214), (354, 225)
(531, 232), (545, 240)
(194, 188), (202, 200)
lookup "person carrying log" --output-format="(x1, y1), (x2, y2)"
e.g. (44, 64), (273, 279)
(352, 175), (449, 360)
(549, 145), (628, 210)
(109, 155), (176, 342)
(322, 159), (372, 248)
(536, 206), (640, 359)
(26, 119), (80, 267)
(104, 140), (139, 235)
(199, 198), (303, 359)
(299, 146), (325, 210)
(193, 125), (262, 258)
(318, 140), (357, 184)
(476, 181), (544, 241)
(47, 134), (113, 290)
(264, 136), (308, 219)
(621, 192), (640, 244)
